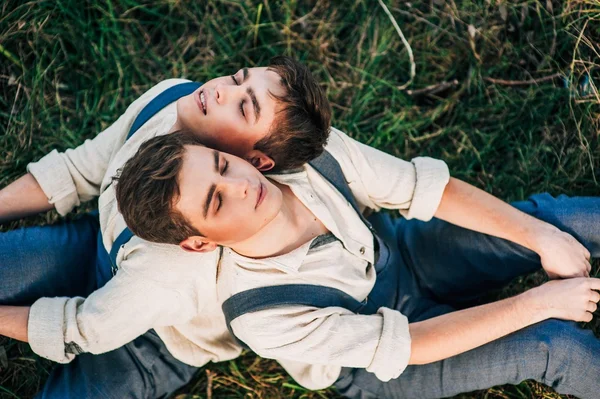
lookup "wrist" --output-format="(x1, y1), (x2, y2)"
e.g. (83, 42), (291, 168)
(516, 288), (550, 325)
(522, 220), (559, 254)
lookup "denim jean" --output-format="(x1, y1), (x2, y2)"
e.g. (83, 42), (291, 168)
(3, 194), (600, 398)
(0, 213), (198, 398)
(335, 193), (600, 399)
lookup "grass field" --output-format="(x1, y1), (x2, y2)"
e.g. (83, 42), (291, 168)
(1, 0), (599, 398)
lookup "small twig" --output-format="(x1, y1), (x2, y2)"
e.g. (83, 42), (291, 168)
(377, 0), (415, 90)
(407, 79), (459, 96)
(483, 73), (562, 86)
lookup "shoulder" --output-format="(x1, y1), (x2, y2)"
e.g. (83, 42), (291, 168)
(119, 236), (220, 284)
(138, 78), (194, 102)
(121, 78), (193, 119)
(322, 127), (362, 165)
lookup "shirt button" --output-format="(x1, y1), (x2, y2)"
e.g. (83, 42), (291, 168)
(359, 247), (366, 255)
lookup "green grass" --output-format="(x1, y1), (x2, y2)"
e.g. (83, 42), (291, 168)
(1, 0), (599, 397)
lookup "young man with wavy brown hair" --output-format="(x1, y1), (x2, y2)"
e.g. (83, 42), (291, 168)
(115, 130), (600, 399)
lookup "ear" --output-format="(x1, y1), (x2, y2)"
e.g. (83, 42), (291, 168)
(244, 150), (275, 172)
(179, 236), (218, 253)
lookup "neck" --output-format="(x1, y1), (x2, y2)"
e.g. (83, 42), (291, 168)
(169, 118), (183, 133)
(228, 182), (308, 258)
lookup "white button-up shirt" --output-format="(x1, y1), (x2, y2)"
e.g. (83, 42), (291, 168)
(217, 127), (450, 390)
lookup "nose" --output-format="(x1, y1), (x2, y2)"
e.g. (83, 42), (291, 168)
(214, 82), (242, 105)
(223, 176), (249, 198)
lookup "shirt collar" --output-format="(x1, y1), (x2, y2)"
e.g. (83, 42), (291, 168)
(225, 237), (315, 274)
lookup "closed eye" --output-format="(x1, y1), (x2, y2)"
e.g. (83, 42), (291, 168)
(216, 159), (228, 213)
(231, 75), (239, 85)
(240, 100), (245, 117)
(216, 193), (223, 211)
(222, 160), (229, 175)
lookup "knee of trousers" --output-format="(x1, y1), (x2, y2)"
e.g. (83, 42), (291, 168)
(525, 320), (593, 387)
(524, 193), (581, 229)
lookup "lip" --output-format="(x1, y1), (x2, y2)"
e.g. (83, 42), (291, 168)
(194, 90), (207, 115)
(255, 183), (267, 209)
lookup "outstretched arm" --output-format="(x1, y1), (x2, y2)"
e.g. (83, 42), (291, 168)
(230, 276), (600, 383)
(0, 174), (53, 224)
(409, 276), (600, 365)
(325, 129), (590, 279)
(434, 177), (591, 279)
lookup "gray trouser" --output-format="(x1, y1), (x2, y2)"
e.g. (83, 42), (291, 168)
(335, 193), (600, 399)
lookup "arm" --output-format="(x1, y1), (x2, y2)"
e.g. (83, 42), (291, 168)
(0, 174), (53, 223)
(327, 128), (589, 279)
(409, 276), (600, 365)
(434, 178), (544, 250)
(0, 306), (29, 342)
(434, 178), (591, 278)
(232, 277), (600, 384)
(23, 79), (186, 217)
(20, 243), (210, 363)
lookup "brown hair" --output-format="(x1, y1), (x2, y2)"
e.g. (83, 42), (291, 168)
(116, 57), (331, 244)
(257, 56), (332, 171)
(114, 131), (205, 245)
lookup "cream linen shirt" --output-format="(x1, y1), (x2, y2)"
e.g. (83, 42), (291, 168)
(26, 79), (242, 366)
(217, 127), (450, 389)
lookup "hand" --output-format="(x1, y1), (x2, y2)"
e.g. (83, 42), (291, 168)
(529, 225), (591, 279)
(524, 277), (600, 323)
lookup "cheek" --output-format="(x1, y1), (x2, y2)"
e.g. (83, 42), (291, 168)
(215, 207), (259, 241)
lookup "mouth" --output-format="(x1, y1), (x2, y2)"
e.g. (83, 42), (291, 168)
(195, 90), (207, 115)
(255, 183), (266, 209)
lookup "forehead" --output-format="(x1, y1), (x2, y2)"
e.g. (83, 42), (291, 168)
(245, 67), (285, 96)
(176, 145), (216, 213)
(181, 145), (214, 173)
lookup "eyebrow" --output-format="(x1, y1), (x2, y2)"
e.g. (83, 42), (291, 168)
(242, 67), (249, 82)
(202, 150), (219, 219)
(247, 87), (261, 123)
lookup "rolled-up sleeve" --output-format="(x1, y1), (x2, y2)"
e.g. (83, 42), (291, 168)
(325, 128), (450, 221)
(26, 78), (189, 216)
(366, 307), (412, 381)
(28, 296), (74, 363)
(232, 305), (411, 384)
(26, 101), (133, 216)
(27, 150), (81, 216)
(398, 157), (449, 221)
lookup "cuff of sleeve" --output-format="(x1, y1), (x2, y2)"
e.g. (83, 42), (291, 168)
(28, 297), (75, 364)
(400, 157), (450, 221)
(366, 307), (411, 382)
(27, 150), (80, 216)
(278, 359), (341, 390)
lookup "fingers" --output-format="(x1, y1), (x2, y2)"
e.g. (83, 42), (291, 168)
(584, 248), (592, 261)
(588, 278), (600, 291)
(587, 301), (598, 313)
(586, 260), (592, 274)
(580, 312), (594, 323)
(590, 290), (600, 303)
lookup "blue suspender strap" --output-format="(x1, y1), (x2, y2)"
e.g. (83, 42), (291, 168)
(95, 81), (202, 288)
(308, 151), (362, 217)
(127, 81), (201, 139)
(109, 228), (135, 272)
(222, 284), (379, 348)
(309, 151), (377, 235)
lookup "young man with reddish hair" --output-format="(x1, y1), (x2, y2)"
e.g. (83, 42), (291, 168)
(113, 130), (600, 399)
(0, 56), (331, 398)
